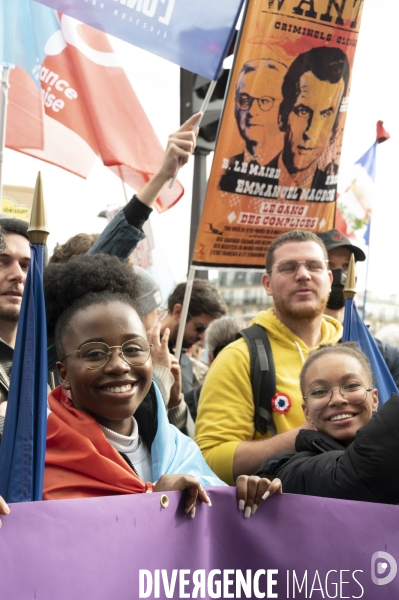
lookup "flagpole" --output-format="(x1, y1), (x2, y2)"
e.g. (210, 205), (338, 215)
(362, 229), (371, 322)
(174, 265), (196, 361)
(0, 66), (11, 201)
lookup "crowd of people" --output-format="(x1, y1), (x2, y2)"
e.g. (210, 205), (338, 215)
(0, 114), (398, 530)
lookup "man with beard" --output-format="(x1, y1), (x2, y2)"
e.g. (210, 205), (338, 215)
(0, 219), (30, 432)
(195, 230), (342, 485)
(159, 280), (227, 396)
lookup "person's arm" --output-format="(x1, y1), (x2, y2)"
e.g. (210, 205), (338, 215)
(259, 396), (399, 504)
(88, 113), (201, 261)
(232, 423), (311, 482)
(195, 341), (309, 485)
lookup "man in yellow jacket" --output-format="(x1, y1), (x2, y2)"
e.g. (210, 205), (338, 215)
(195, 230), (342, 485)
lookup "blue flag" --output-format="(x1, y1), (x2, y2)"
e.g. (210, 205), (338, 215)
(0, 0), (60, 88)
(34, 0), (244, 79)
(0, 245), (48, 502)
(342, 298), (398, 406)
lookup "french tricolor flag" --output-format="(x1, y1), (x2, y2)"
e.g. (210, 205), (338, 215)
(336, 121), (390, 245)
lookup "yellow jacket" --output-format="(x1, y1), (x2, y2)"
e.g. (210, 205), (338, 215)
(195, 308), (342, 484)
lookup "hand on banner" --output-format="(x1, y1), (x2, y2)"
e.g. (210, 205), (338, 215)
(148, 324), (172, 370)
(154, 474), (212, 518)
(236, 475), (282, 519)
(0, 496), (10, 529)
(168, 356), (183, 408)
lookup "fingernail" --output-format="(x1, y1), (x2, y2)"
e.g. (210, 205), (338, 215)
(262, 491), (270, 501)
(251, 504), (258, 515)
(244, 506), (251, 519)
(185, 503), (195, 514)
(206, 498), (212, 507)
(238, 499), (245, 511)
(191, 506), (196, 519)
(3, 503), (10, 514)
(0, 519), (2, 529)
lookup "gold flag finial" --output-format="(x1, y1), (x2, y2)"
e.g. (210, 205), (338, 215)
(27, 172), (49, 245)
(343, 253), (356, 300)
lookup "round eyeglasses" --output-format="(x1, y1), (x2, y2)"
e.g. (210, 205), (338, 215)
(236, 92), (275, 112)
(61, 338), (152, 370)
(303, 382), (373, 410)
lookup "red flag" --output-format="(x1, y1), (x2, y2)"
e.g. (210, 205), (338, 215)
(5, 14), (182, 212)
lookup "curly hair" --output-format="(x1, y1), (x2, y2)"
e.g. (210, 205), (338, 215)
(44, 254), (141, 340)
(300, 342), (374, 398)
(49, 233), (99, 264)
(54, 291), (138, 359)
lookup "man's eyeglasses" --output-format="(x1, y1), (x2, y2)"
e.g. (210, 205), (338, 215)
(236, 93), (275, 113)
(61, 338), (152, 370)
(187, 313), (208, 334)
(270, 259), (329, 277)
(303, 382), (373, 410)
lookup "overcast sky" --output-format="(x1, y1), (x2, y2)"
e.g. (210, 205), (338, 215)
(3, 0), (398, 299)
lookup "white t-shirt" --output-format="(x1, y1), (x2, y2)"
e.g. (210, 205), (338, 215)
(99, 417), (153, 484)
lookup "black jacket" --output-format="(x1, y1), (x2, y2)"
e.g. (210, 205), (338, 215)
(257, 393), (399, 504)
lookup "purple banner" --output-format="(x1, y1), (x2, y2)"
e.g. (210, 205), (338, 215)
(1, 487), (399, 599)
(33, 0), (244, 80)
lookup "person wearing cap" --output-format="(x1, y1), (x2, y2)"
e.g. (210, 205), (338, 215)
(317, 229), (399, 387)
(316, 229), (366, 325)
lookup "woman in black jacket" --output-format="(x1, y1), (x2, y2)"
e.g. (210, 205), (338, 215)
(257, 342), (399, 504)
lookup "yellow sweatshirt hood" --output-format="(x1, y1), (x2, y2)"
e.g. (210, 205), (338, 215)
(250, 308), (342, 360)
(249, 308), (342, 435)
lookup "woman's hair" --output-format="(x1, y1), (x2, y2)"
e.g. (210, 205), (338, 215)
(49, 233), (99, 264)
(300, 343), (374, 397)
(44, 254), (142, 357)
(54, 291), (137, 360)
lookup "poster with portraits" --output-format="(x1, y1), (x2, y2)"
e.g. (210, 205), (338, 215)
(193, 0), (364, 270)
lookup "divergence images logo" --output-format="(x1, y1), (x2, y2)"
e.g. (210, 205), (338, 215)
(371, 551), (398, 586)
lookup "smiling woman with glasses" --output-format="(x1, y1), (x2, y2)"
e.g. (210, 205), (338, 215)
(0, 254), (282, 527)
(256, 342), (399, 505)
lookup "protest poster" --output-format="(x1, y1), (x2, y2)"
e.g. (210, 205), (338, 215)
(1, 487), (399, 599)
(193, 0), (365, 270)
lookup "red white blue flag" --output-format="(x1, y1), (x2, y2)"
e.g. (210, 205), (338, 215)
(2, 0), (183, 211)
